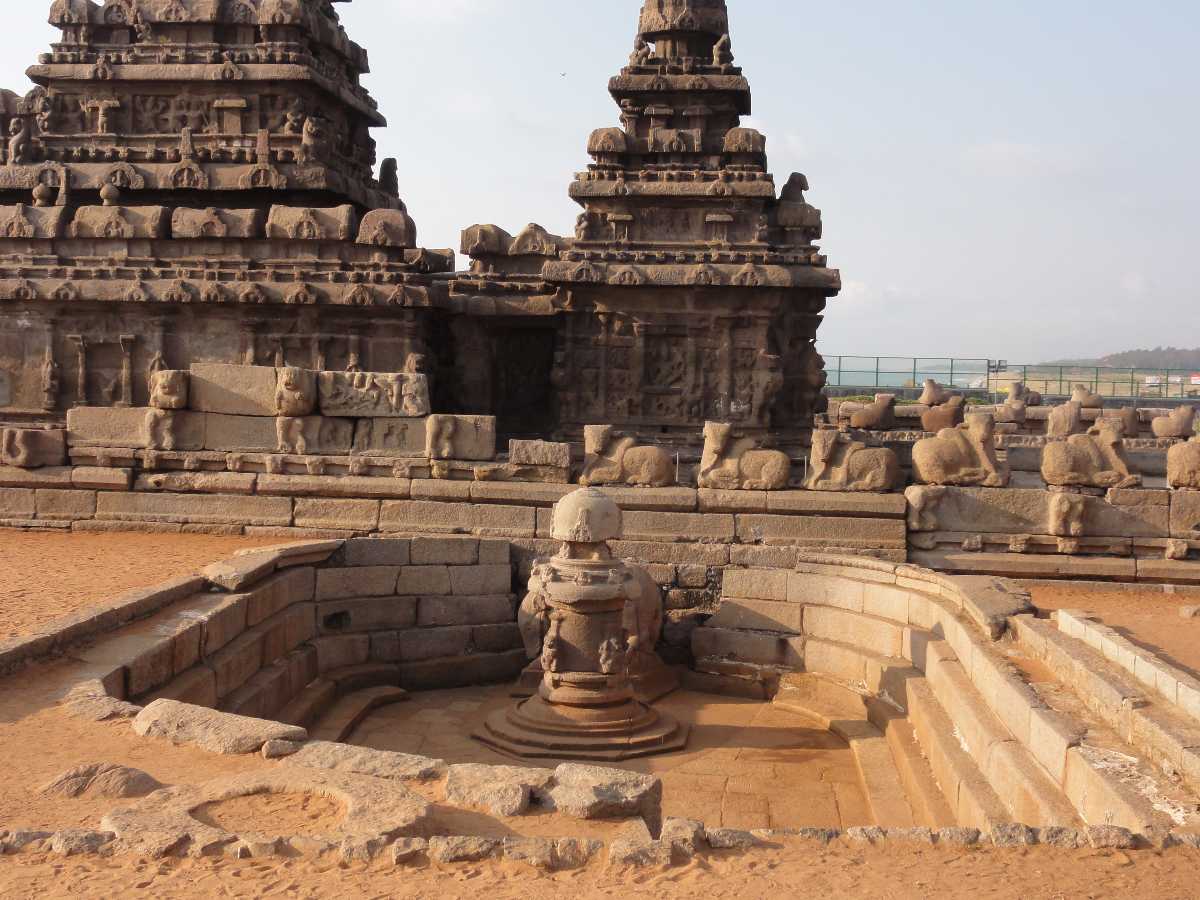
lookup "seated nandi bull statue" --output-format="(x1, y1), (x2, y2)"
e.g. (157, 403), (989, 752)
(917, 379), (958, 407)
(848, 393), (896, 430)
(1168, 437), (1200, 490)
(921, 396), (965, 432)
(1152, 405), (1197, 440)
(578, 424), (673, 487)
(1070, 384), (1104, 408)
(911, 412), (1009, 487)
(805, 429), (898, 492)
(698, 422), (790, 490)
(1042, 418), (1141, 489)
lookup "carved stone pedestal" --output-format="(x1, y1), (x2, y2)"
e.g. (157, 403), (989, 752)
(475, 489), (687, 761)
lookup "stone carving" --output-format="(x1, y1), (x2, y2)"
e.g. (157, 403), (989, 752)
(1042, 419), (1141, 489)
(1048, 492), (1087, 538)
(148, 370), (188, 410)
(274, 367), (316, 417)
(1151, 406), (1196, 440)
(318, 372), (430, 418)
(1047, 401), (1084, 438)
(911, 413), (1009, 487)
(805, 429), (898, 493)
(1070, 385), (1104, 408)
(849, 394), (896, 430)
(1167, 437), (1200, 490)
(579, 425), (673, 488)
(697, 422), (790, 490)
(479, 488), (686, 760)
(0, 427), (66, 468)
(425, 414), (497, 462)
(904, 484), (948, 531)
(917, 379), (957, 407)
(41, 348), (61, 411)
(921, 396), (965, 432)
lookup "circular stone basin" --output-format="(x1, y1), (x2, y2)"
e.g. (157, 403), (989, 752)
(191, 791), (346, 837)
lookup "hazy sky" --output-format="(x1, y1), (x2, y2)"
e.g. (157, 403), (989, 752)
(1, 1), (1196, 363)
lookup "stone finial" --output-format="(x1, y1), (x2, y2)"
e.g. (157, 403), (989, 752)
(550, 488), (622, 544)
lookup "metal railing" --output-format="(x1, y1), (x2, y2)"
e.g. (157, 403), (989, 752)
(824, 356), (1200, 400)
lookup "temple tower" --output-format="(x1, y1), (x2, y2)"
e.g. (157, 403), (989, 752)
(541, 0), (840, 445)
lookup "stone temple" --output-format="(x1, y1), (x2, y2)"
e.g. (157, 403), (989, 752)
(1, 0), (1200, 871)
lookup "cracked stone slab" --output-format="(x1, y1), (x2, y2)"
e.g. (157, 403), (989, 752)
(502, 836), (603, 870)
(102, 767), (430, 859)
(283, 741), (445, 781)
(133, 699), (308, 755)
(546, 764), (662, 832)
(51, 829), (115, 856)
(428, 835), (500, 863)
(444, 763), (555, 817)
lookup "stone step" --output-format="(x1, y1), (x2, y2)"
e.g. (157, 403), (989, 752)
(309, 684), (409, 743)
(276, 677), (337, 729)
(326, 662), (401, 694)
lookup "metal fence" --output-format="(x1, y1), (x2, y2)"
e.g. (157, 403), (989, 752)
(824, 356), (1200, 400)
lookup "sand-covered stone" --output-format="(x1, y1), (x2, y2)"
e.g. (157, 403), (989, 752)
(608, 819), (669, 867)
(50, 829), (114, 856)
(428, 835), (500, 863)
(40, 763), (163, 800)
(548, 764), (662, 828)
(444, 763), (555, 817)
(284, 741), (445, 781)
(132, 698), (308, 755)
(503, 836), (603, 870)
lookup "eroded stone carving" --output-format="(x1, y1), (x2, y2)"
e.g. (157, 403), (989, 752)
(805, 429), (898, 493)
(318, 371), (429, 418)
(149, 370), (188, 410)
(921, 396), (965, 433)
(0, 427), (66, 468)
(917, 379), (958, 407)
(1071, 385), (1104, 408)
(904, 484), (947, 531)
(1168, 437), (1200, 490)
(1042, 420), (1141, 489)
(1047, 401), (1084, 438)
(425, 414), (497, 462)
(911, 413), (1009, 487)
(275, 367), (316, 417)
(579, 425), (673, 488)
(1151, 406), (1196, 440)
(697, 422), (789, 490)
(848, 394), (896, 431)
(1048, 492), (1087, 538)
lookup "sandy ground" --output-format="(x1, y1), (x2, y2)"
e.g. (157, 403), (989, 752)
(0, 531), (283, 640)
(1027, 583), (1200, 679)
(1, 842), (1198, 899)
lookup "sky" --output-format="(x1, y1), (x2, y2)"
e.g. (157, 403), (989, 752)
(0, 0), (1197, 364)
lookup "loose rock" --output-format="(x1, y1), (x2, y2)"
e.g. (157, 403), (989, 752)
(392, 837), (428, 865)
(608, 819), (670, 867)
(705, 828), (763, 850)
(1037, 826), (1085, 849)
(428, 836), (500, 863)
(261, 740), (303, 759)
(991, 824), (1037, 847)
(846, 826), (886, 845)
(50, 830), (114, 856)
(1088, 825), (1136, 849)
(660, 818), (706, 862)
(936, 827), (982, 846)
(547, 764), (662, 832)
(286, 741), (445, 781)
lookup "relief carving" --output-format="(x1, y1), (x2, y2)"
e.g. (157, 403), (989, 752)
(318, 371), (430, 418)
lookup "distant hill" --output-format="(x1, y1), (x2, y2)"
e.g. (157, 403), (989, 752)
(1042, 347), (1200, 370)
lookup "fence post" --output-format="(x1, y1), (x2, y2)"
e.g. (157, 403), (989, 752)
(874, 357), (880, 390)
(949, 358), (955, 389)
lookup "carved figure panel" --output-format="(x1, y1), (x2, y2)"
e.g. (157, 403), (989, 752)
(318, 371), (430, 418)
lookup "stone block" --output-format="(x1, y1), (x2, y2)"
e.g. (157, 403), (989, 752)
(426, 414), (496, 461)
(294, 498), (380, 532)
(722, 568), (789, 602)
(862, 584), (912, 623)
(211, 631), (264, 699)
(397, 565), (451, 596)
(412, 479), (473, 501)
(200, 595), (248, 656)
(132, 698), (306, 755)
(381, 626), (473, 662)
(595, 487), (698, 512)
(411, 536), (478, 565)
(203, 413), (353, 454)
(136, 472), (257, 495)
(469, 482), (574, 506)
(1, 427), (67, 468)
(262, 603), (315, 662)
(620, 510), (735, 543)
(608, 540), (730, 566)
(71, 467), (133, 490)
(351, 418), (428, 457)
(707, 598), (803, 633)
(344, 538), (411, 567)
(71, 204), (168, 238)
(95, 492), (293, 527)
(318, 371), (430, 418)
(692, 626), (804, 668)
(146, 666), (218, 708)
(803, 606), (904, 657)
(449, 565), (512, 596)
(379, 499), (472, 533)
(256, 474), (411, 500)
(417, 595), (514, 627)
(34, 489), (95, 520)
(284, 604), (317, 652)
(472, 504), (536, 538)
(1171, 490), (1200, 540)
(315, 566), (400, 601)
(397, 649), (526, 690)
(1028, 707), (1085, 785)
(509, 440), (570, 469)
(190, 363), (314, 417)
(472, 622), (523, 653)
(67, 407), (204, 450)
(313, 634), (371, 672)
(243, 567), (315, 627)
(765, 491), (907, 517)
(736, 514), (906, 548)
(318, 596), (418, 634)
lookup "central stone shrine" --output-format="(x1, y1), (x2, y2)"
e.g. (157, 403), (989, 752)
(475, 489), (688, 761)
